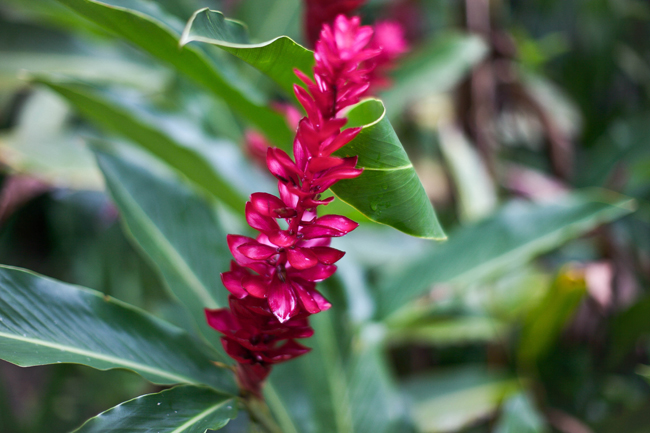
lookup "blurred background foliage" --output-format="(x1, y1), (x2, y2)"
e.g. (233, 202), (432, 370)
(0, 0), (649, 432)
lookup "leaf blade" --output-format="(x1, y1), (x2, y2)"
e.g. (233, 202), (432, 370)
(0, 265), (236, 393)
(35, 77), (246, 214)
(332, 99), (446, 240)
(74, 385), (237, 433)
(54, 0), (292, 147)
(377, 191), (636, 320)
(180, 8), (314, 97)
(94, 147), (231, 348)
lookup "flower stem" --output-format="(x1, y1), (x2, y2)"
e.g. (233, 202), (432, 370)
(245, 396), (284, 433)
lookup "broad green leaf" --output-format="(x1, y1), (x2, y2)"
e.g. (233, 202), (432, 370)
(610, 295), (650, 366)
(493, 392), (548, 433)
(298, 311), (354, 433)
(333, 99), (446, 240)
(0, 266), (236, 393)
(0, 88), (102, 189)
(387, 316), (507, 346)
(54, 0), (292, 147)
(94, 147), (231, 349)
(36, 77), (246, 214)
(381, 33), (488, 116)
(377, 190), (635, 320)
(74, 385), (237, 432)
(402, 366), (519, 433)
(346, 334), (408, 433)
(518, 267), (587, 366)
(180, 8), (314, 97)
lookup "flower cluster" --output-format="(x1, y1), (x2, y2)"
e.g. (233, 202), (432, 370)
(206, 15), (381, 397)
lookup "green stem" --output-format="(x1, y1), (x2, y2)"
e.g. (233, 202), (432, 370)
(244, 396), (284, 433)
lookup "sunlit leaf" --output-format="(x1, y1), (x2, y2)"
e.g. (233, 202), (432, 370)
(35, 77), (246, 213)
(0, 265), (236, 393)
(377, 191), (635, 320)
(333, 99), (446, 240)
(518, 266), (587, 366)
(493, 392), (548, 433)
(74, 385), (237, 432)
(402, 366), (519, 433)
(180, 8), (314, 97)
(54, 0), (292, 147)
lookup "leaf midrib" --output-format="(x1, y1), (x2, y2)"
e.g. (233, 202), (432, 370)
(0, 330), (195, 384)
(170, 398), (233, 433)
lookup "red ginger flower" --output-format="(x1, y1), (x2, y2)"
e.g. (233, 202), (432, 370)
(206, 15), (380, 396)
(365, 21), (409, 93)
(304, 0), (367, 46)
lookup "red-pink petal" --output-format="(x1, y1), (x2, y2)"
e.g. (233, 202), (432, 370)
(308, 156), (345, 172)
(242, 274), (268, 298)
(294, 263), (337, 282)
(292, 280), (321, 314)
(311, 246), (345, 264)
(287, 247), (319, 270)
(221, 270), (248, 298)
(314, 215), (359, 233)
(267, 230), (297, 247)
(250, 193), (286, 217)
(205, 308), (239, 334)
(268, 279), (298, 323)
(238, 242), (277, 260)
(300, 224), (344, 239)
(246, 202), (280, 233)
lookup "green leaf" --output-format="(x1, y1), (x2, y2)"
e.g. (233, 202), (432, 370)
(332, 99), (446, 240)
(180, 8), (314, 97)
(518, 267), (587, 366)
(54, 0), (292, 147)
(494, 392), (548, 433)
(609, 295), (650, 366)
(74, 385), (237, 432)
(0, 265), (236, 393)
(346, 334), (407, 433)
(387, 316), (507, 346)
(35, 77), (246, 214)
(381, 33), (488, 116)
(377, 190), (635, 320)
(402, 366), (519, 433)
(94, 146), (231, 349)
